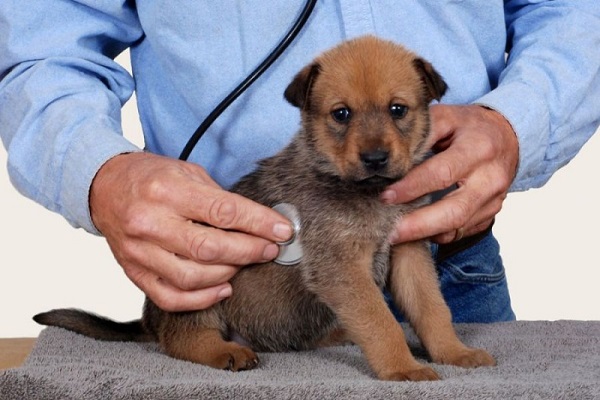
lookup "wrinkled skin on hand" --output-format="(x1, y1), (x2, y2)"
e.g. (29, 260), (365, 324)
(90, 152), (293, 311)
(383, 104), (519, 244)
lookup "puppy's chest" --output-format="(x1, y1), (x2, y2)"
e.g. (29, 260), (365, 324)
(298, 200), (397, 288)
(305, 197), (401, 238)
(297, 197), (402, 265)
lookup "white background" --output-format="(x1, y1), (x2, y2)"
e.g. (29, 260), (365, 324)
(1, 52), (599, 338)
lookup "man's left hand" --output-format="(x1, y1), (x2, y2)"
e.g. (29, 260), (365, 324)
(383, 104), (519, 244)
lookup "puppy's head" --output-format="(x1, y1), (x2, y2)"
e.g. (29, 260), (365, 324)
(285, 36), (446, 187)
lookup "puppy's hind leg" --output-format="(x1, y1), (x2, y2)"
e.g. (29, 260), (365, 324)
(159, 309), (259, 371)
(389, 242), (496, 368)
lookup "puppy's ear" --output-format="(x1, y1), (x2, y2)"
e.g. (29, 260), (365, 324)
(413, 58), (448, 102)
(284, 63), (321, 109)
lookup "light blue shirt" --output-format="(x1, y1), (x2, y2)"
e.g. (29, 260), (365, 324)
(1, 1), (599, 234)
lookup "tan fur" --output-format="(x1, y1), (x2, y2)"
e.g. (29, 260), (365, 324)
(34, 36), (495, 380)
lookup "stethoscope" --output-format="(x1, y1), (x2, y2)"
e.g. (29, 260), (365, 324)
(178, 0), (317, 162)
(178, 0), (317, 265)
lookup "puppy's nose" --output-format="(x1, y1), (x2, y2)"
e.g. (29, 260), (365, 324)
(360, 150), (389, 172)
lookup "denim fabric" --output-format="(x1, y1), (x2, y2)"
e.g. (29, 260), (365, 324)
(386, 231), (516, 323)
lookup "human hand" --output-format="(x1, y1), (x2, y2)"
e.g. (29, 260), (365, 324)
(89, 152), (293, 311)
(382, 104), (519, 244)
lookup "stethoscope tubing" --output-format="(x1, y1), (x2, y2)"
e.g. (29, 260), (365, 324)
(179, 0), (317, 161)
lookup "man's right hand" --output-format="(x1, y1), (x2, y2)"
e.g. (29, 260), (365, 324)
(89, 152), (293, 312)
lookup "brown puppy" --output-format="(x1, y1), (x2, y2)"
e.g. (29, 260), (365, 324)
(34, 36), (495, 381)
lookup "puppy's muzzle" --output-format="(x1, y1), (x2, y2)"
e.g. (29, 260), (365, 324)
(360, 150), (389, 173)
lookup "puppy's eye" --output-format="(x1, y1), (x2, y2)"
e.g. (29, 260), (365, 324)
(331, 107), (352, 123)
(390, 104), (408, 119)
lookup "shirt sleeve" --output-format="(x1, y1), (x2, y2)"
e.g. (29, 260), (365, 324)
(475, 0), (600, 192)
(0, 1), (144, 234)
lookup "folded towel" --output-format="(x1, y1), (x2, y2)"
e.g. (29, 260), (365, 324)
(1, 321), (599, 399)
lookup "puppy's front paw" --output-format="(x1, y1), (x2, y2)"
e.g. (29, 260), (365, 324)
(437, 347), (496, 368)
(381, 365), (440, 381)
(213, 346), (260, 371)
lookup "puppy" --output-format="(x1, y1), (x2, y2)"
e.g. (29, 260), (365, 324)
(35, 36), (495, 381)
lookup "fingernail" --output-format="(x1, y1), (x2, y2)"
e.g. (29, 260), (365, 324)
(263, 243), (280, 260)
(381, 190), (397, 204)
(273, 222), (293, 242)
(217, 285), (232, 300)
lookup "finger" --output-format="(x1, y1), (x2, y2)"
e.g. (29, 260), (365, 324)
(389, 185), (481, 243)
(142, 218), (281, 266)
(151, 180), (294, 243)
(123, 238), (243, 290)
(390, 184), (501, 244)
(431, 217), (494, 244)
(430, 194), (502, 244)
(123, 263), (233, 312)
(381, 143), (473, 205)
(389, 201), (463, 244)
(128, 157), (294, 243)
(193, 189), (294, 242)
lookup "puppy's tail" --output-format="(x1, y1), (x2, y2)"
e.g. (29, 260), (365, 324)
(33, 309), (154, 342)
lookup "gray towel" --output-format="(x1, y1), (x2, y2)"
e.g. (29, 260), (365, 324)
(1, 321), (599, 399)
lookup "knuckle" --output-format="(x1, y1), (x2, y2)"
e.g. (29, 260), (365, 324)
(446, 199), (471, 229)
(476, 137), (497, 161)
(436, 160), (457, 189)
(118, 241), (139, 263)
(207, 195), (239, 228)
(121, 262), (142, 283)
(188, 230), (220, 262)
(143, 177), (171, 202)
(435, 232), (456, 245)
(485, 170), (511, 198)
(176, 267), (204, 291)
(490, 198), (504, 215)
(494, 173), (512, 194)
(122, 209), (156, 237)
(490, 182), (507, 199)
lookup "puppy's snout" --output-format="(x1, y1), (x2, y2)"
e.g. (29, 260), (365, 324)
(360, 150), (389, 172)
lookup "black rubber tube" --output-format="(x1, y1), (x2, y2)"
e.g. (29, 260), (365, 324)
(179, 0), (317, 161)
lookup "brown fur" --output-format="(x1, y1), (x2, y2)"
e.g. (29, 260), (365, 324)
(34, 36), (495, 380)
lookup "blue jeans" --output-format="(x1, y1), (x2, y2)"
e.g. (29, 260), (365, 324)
(386, 230), (516, 323)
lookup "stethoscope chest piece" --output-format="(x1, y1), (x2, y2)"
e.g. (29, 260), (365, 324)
(272, 203), (303, 266)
